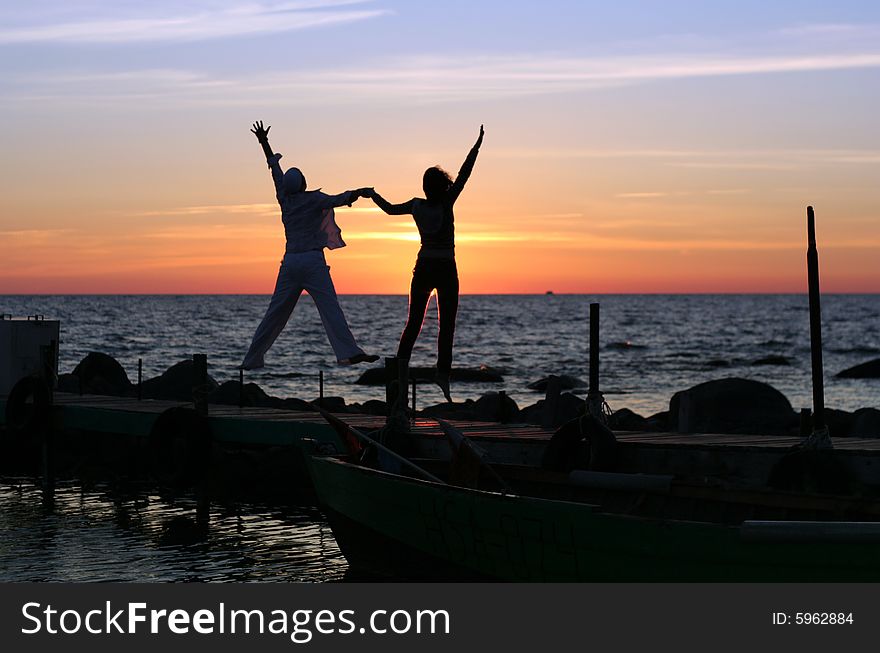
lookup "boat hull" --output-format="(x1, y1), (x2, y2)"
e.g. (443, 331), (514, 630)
(308, 456), (880, 582)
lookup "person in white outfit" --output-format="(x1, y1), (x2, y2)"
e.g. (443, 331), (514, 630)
(240, 121), (379, 370)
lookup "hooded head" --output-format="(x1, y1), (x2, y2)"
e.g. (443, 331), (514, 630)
(422, 166), (453, 202)
(282, 167), (307, 194)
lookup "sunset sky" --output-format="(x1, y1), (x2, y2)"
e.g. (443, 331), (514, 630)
(1, 0), (879, 294)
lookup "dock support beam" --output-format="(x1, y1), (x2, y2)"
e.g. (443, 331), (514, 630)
(586, 302), (606, 421)
(384, 357), (398, 415)
(805, 206), (831, 449)
(193, 354), (208, 417)
(542, 375), (562, 429)
(39, 341), (56, 509)
(411, 379), (417, 417)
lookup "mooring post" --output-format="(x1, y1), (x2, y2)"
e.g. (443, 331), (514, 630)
(193, 354), (208, 416)
(239, 368), (244, 409)
(799, 408), (812, 437)
(806, 206), (830, 448)
(499, 389), (509, 423)
(384, 356), (398, 416)
(137, 358), (143, 401)
(586, 302), (606, 420)
(39, 341), (56, 509)
(589, 303), (600, 393)
(319, 370), (324, 404)
(542, 375), (562, 429)
(411, 379), (417, 417)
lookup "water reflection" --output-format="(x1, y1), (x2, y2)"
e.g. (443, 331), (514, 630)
(0, 479), (347, 582)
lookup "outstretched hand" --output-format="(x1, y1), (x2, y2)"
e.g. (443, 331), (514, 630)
(476, 124), (484, 148)
(251, 120), (271, 142)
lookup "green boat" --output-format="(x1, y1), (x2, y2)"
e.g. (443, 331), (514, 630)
(307, 453), (880, 582)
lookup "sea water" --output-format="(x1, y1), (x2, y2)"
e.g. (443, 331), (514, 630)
(2, 294), (879, 581)
(2, 294), (878, 415)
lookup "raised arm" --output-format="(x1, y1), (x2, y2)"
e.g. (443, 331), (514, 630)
(319, 188), (376, 209)
(251, 121), (283, 190)
(370, 191), (415, 216)
(448, 124), (484, 203)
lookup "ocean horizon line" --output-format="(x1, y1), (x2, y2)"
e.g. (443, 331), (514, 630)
(2, 291), (880, 298)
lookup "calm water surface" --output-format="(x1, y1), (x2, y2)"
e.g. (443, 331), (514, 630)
(0, 480), (346, 582)
(2, 294), (879, 415)
(2, 294), (879, 581)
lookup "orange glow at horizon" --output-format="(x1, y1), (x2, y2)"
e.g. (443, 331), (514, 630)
(2, 198), (879, 295)
(2, 142), (879, 295)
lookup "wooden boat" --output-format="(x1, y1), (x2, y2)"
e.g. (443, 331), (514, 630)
(307, 452), (880, 582)
(308, 208), (880, 582)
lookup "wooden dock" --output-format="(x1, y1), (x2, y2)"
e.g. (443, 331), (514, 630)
(5, 392), (880, 487)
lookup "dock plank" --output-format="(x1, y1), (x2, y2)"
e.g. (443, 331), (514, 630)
(24, 393), (880, 460)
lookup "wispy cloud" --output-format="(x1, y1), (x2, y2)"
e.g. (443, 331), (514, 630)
(136, 203), (278, 217)
(495, 147), (880, 170)
(8, 47), (880, 106)
(615, 192), (668, 199)
(0, 1), (388, 44)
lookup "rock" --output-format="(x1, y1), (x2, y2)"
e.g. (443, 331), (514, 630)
(353, 399), (388, 416)
(208, 381), (274, 407)
(355, 367), (503, 385)
(851, 408), (880, 438)
(71, 352), (132, 396)
(822, 408), (854, 438)
(606, 341), (647, 350)
(520, 392), (584, 427)
(837, 358), (880, 379)
(646, 411), (670, 431)
(277, 397), (316, 412)
(608, 408), (649, 431)
(312, 396), (346, 412)
(527, 375), (586, 392)
(56, 373), (81, 394)
(751, 355), (791, 366)
(473, 392), (519, 423)
(421, 399), (477, 421)
(140, 359), (219, 401)
(669, 378), (796, 435)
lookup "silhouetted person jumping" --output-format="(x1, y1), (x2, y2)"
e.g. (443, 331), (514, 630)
(369, 125), (484, 401)
(241, 121), (378, 370)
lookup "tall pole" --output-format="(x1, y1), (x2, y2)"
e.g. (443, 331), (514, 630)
(589, 303), (600, 395)
(806, 206), (829, 446)
(193, 353), (208, 416)
(587, 302), (604, 419)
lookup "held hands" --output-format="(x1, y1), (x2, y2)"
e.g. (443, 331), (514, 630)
(346, 188), (374, 207)
(250, 120), (271, 142)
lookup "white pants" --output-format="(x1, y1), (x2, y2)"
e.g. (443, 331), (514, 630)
(241, 250), (365, 369)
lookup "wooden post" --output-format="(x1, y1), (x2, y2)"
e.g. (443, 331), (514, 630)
(589, 303), (599, 394)
(799, 408), (812, 437)
(384, 356), (398, 415)
(319, 370), (324, 404)
(39, 342), (55, 509)
(411, 379), (417, 416)
(239, 368), (244, 409)
(586, 302), (605, 419)
(138, 358), (143, 401)
(542, 375), (562, 429)
(193, 354), (208, 416)
(806, 207), (826, 435)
